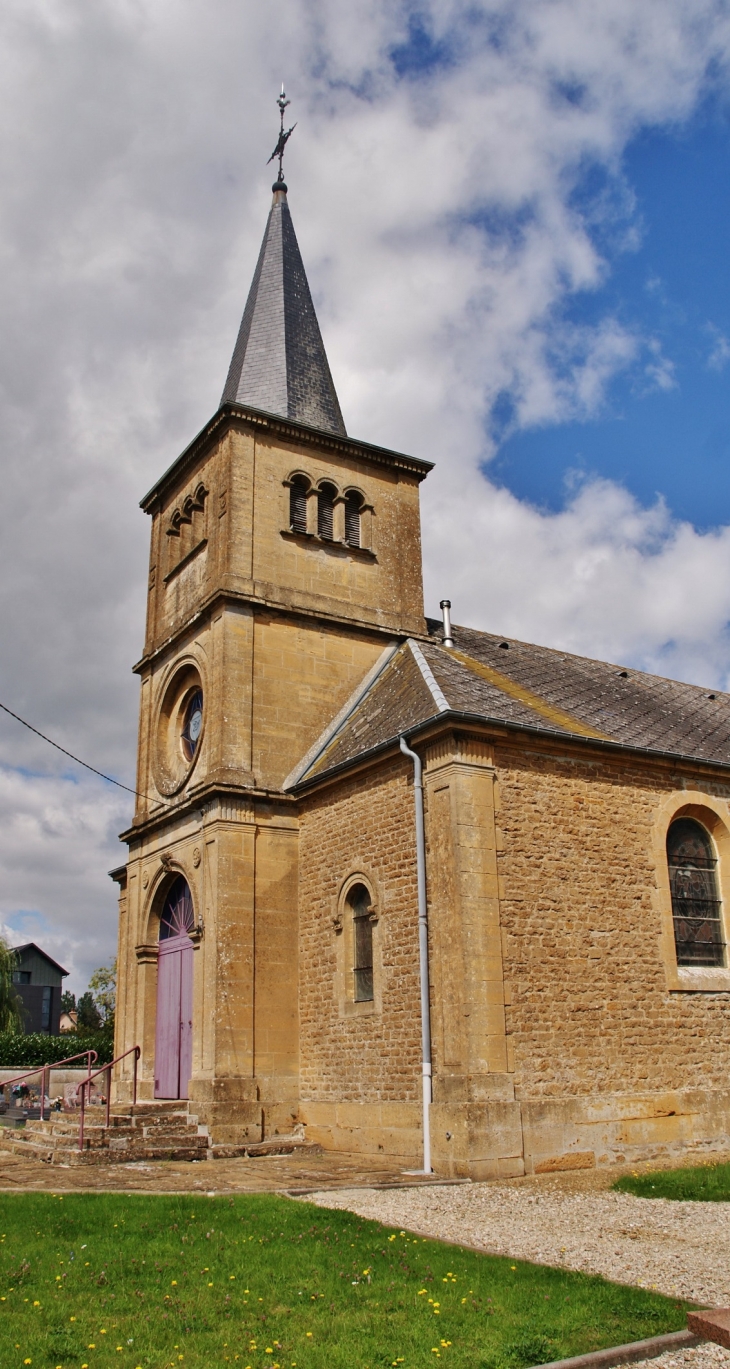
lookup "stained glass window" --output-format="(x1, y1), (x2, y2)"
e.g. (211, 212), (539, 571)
(667, 818), (725, 967)
(180, 689), (203, 763)
(159, 876), (195, 941)
(349, 883), (374, 1002)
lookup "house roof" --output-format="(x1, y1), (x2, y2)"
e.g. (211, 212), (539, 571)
(220, 185), (346, 437)
(289, 621), (730, 789)
(12, 942), (69, 977)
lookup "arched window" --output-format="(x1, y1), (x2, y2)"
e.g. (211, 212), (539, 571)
(159, 876), (195, 941)
(667, 818), (725, 966)
(289, 477), (308, 535)
(317, 483), (336, 540)
(344, 492), (362, 548)
(348, 883), (373, 1001)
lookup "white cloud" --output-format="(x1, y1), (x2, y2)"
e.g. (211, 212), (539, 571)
(706, 323), (730, 370)
(423, 471), (730, 690)
(0, 0), (728, 968)
(0, 768), (128, 994)
(643, 338), (677, 393)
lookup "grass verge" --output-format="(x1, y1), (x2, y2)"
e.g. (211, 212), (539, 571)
(0, 1191), (689, 1369)
(614, 1161), (730, 1202)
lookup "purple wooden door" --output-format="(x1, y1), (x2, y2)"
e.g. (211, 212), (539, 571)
(155, 877), (195, 1099)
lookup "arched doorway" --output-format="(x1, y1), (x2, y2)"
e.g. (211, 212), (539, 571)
(154, 876), (194, 1099)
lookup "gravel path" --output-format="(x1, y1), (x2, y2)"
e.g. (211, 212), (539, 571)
(306, 1183), (730, 1368)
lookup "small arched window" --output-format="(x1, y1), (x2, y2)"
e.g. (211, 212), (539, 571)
(348, 883), (373, 1002)
(318, 483), (336, 540)
(344, 492), (362, 548)
(667, 818), (725, 966)
(159, 876), (195, 941)
(289, 477), (309, 535)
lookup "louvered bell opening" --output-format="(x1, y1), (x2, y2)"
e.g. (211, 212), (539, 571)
(318, 484), (336, 540)
(667, 818), (726, 967)
(290, 480), (308, 534)
(345, 492), (361, 548)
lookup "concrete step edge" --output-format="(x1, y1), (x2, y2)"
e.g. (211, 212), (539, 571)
(526, 1330), (701, 1369)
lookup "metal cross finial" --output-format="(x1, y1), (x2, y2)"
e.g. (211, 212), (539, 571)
(267, 84), (297, 184)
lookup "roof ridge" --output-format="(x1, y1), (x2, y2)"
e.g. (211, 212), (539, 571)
(446, 646), (612, 741)
(408, 640), (450, 713)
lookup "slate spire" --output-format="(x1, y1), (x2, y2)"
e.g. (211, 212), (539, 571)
(221, 182), (347, 437)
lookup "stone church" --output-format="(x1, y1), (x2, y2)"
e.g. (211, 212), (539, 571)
(112, 165), (730, 1178)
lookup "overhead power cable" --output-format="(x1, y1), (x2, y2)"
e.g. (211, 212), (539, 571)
(0, 699), (149, 802)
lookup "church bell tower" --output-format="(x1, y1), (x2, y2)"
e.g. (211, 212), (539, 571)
(112, 98), (431, 1143)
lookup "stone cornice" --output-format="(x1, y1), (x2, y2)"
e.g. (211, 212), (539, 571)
(140, 403), (433, 513)
(118, 780), (298, 847)
(133, 588), (428, 675)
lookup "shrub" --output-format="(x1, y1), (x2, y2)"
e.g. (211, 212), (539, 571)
(0, 1025), (114, 1069)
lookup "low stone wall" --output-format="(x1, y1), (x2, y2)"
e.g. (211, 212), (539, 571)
(0, 1067), (91, 1100)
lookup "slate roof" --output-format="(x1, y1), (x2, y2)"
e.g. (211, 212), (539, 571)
(12, 942), (69, 977)
(289, 624), (730, 788)
(221, 186), (346, 437)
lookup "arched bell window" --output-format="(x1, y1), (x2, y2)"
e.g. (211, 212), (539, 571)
(344, 491), (362, 548)
(289, 477), (309, 535)
(348, 883), (374, 1002)
(159, 876), (195, 941)
(666, 818), (725, 967)
(317, 483), (336, 541)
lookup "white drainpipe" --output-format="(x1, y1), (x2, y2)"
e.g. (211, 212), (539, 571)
(399, 734), (432, 1174)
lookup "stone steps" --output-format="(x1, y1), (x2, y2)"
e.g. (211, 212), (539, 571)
(0, 1099), (210, 1164)
(0, 1097), (320, 1165)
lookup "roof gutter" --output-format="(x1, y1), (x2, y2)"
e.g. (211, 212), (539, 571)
(293, 707), (730, 795)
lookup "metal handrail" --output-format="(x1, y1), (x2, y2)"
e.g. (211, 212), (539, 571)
(76, 1045), (140, 1151)
(0, 1051), (98, 1122)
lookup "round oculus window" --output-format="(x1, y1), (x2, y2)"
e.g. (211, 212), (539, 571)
(180, 689), (203, 762)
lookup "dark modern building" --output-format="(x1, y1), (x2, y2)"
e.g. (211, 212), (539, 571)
(11, 944), (68, 1035)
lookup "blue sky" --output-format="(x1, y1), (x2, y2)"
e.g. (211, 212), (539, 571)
(491, 96), (730, 529)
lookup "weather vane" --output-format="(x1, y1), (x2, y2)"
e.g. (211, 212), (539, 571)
(267, 85), (296, 185)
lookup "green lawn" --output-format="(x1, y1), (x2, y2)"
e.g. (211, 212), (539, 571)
(614, 1160), (730, 1202)
(0, 1192), (689, 1369)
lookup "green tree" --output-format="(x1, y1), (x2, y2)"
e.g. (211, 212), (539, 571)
(60, 990), (76, 1014)
(0, 936), (24, 1033)
(88, 959), (116, 1029)
(75, 991), (102, 1031)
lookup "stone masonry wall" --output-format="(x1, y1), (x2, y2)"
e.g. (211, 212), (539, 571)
(495, 742), (730, 1101)
(298, 756), (422, 1105)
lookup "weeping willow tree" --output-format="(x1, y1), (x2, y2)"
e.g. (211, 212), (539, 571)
(0, 936), (24, 1033)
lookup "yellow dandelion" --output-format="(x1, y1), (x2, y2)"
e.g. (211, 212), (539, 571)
(171, 1280), (177, 1286)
